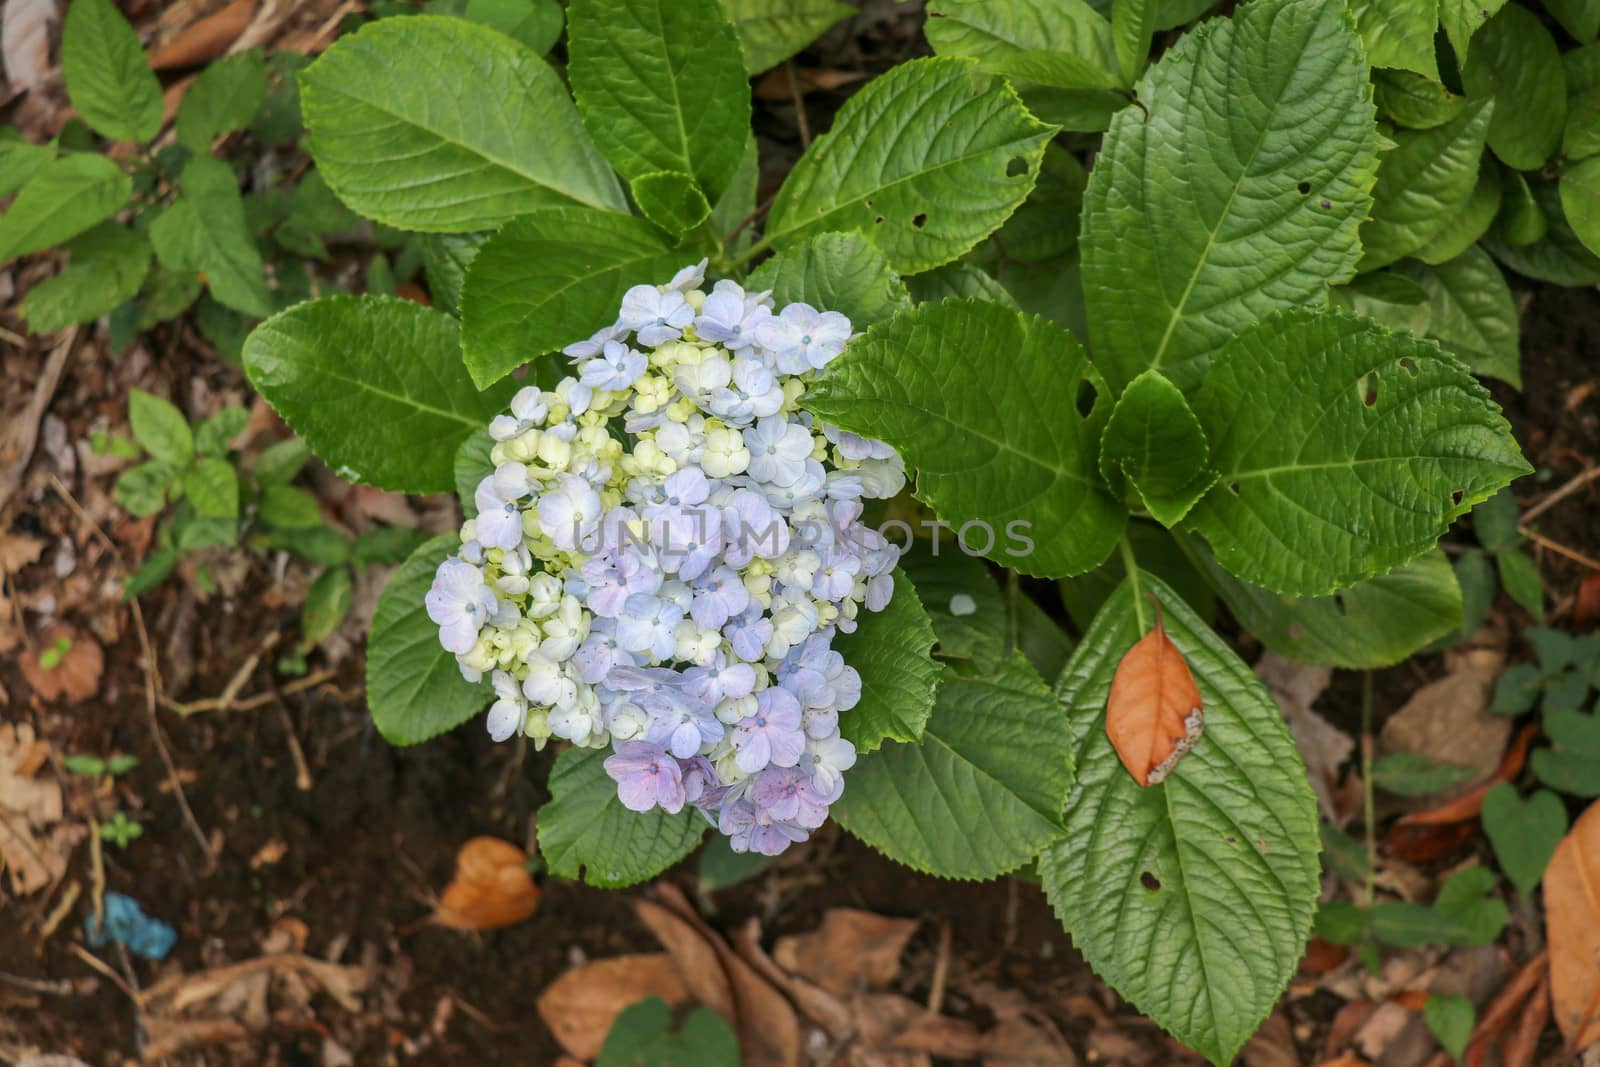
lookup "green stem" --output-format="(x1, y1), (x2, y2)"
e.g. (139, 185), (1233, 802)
(1360, 669), (1377, 908)
(1004, 569), (1019, 657)
(1118, 536), (1148, 630)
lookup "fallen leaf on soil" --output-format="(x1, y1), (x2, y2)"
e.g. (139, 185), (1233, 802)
(148, 0), (253, 69)
(0, 722), (77, 894)
(1258, 653), (1350, 824)
(1576, 572), (1600, 627)
(1, 0), (56, 94)
(1459, 949), (1547, 1064)
(754, 66), (868, 100)
(1392, 724), (1537, 829)
(1545, 797), (1600, 1052)
(772, 908), (919, 996)
(0, 533), (44, 574)
(536, 954), (690, 1061)
(1383, 820), (1480, 864)
(734, 917), (855, 1038)
(1378, 648), (1507, 802)
(433, 836), (540, 930)
(635, 895), (737, 1021)
(1106, 598), (1204, 787)
(1239, 1010), (1300, 1067)
(17, 625), (103, 703)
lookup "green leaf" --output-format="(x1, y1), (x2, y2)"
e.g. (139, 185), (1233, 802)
(720, 0), (853, 72)
(1560, 156), (1600, 258)
(1330, 270), (1433, 335)
(0, 154), (131, 263)
(569, 0), (749, 206)
(1497, 548), (1544, 621)
(60, 0), (163, 142)
(352, 526), (431, 564)
(698, 834), (781, 892)
(710, 134), (758, 252)
(1396, 247), (1521, 387)
(124, 549), (177, 597)
(301, 566), (354, 647)
(1079, 0), (1379, 394)
(984, 141), (1087, 262)
(1411, 158), (1501, 265)
(258, 485), (322, 528)
(1360, 99), (1494, 271)
(1097, 369), (1216, 527)
(1424, 994), (1475, 1061)
(538, 746), (707, 887)
(1545, 0), (1600, 41)
(1062, 521), (1215, 629)
(182, 458), (240, 520)
(1532, 709), (1600, 795)
(1187, 309), (1529, 597)
(0, 132), (55, 197)
(194, 409), (248, 457)
(832, 567), (940, 753)
(253, 437), (311, 487)
(904, 262), (1017, 307)
(1371, 752), (1479, 796)
(834, 652), (1073, 880)
(1565, 49), (1600, 158)
(1485, 179), (1600, 286)
(430, 0), (565, 54)
(129, 390), (194, 464)
(630, 171), (712, 237)
(115, 461), (178, 517)
(1439, 0), (1508, 63)
(805, 299), (1127, 579)
(149, 157), (272, 317)
(244, 295), (516, 492)
(596, 999), (740, 1067)
(421, 233), (485, 316)
(1183, 538), (1464, 669)
(1349, 0), (1440, 79)
(1111, 0), (1159, 82)
(924, 0), (1120, 104)
(1481, 784), (1567, 895)
(455, 429), (496, 519)
(1039, 571), (1320, 1067)
(300, 16), (625, 232)
(763, 56), (1056, 274)
(176, 50), (268, 151)
(22, 223), (151, 333)
(1374, 69), (1465, 129)
(1502, 170), (1549, 247)
(366, 536), (487, 744)
(1462, 5), (1565, 171)
(1431, 865), (1509, 945)
(460, 208), (684, 388)
(746, 231), (913, 329)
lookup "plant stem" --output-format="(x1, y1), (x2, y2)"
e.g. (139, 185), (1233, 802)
(1360, 669), (1377, 908)
(1118, 537), (1148, 630)
(1004, 569), (1019, 657)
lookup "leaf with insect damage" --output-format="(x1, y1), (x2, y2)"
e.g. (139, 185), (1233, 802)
(1105, 595), (1203, 786)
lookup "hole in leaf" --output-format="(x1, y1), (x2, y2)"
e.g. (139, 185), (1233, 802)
(1334, 595), (1349, 617)
(1226, 835), (1238, 845)
(1451, 489), (1465, 506)
(1227, 481), (1241, 496)
(865, 198), (874, 207)
(1075, 378), (1097, 417)
(1006, 156), (1029, 177)
(1296, 180), (1311, 194)
(912, 212), (928, 229)
(1140, 871), (1161, 891)
(1359, 372), (1379, 408)
(1319, 199), (1332, 210)
(1399, 355), (1420, 378)
(874, 215), (885, 224)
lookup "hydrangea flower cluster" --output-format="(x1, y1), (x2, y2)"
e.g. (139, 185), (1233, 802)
(425, 261), (907, 855)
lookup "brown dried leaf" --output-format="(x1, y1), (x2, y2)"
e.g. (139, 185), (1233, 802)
(1, 0), (57, 94)
(634, 896), (736, 1022)
(754, 66), (868, 100)
(1106, 598), (1203, 786)
(1546, 798), (1600, 1053)
(0, 533), (45, 574)
(148, 0), (254, 69)
(0, 722), (69, 894)
(1577, 572), (1600, 627)
(1378, 648), (1506, 802)
(18, 625), (102, 704)
(772, 908), (918, 996)
(1258, 652), (1347, 824)
(434, 836), (540, 930)
(536, 954), (689, 1061)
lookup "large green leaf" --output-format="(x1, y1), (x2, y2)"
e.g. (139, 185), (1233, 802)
(1350, 0), (1440, 79)
(366, 536), (488, 745)
(569, 0), (749, 206)
(1359, 100), (1493, 271)
(300, 16), (625, 232)
(1184, 537), (1463, 668)
(22, 223), (150, 333)
(832, 568), (940, 754)
(1079, 0), (1379, 395)
(1560, 156), (1600, 258)
(1396, 247), (1521, 387)
(1411, 158), (1502, 265)
(0, 132), (54, 198)
(1374, 70), (1466, 130)
(538, 746), (708, 887)
(804, 299), (1127, 579)
(0, 155), (130, 264)
(243, 296), (516, 492)
(1545, 0), (1600, 42)
(762, 57), (1056, 274)
(833, 652), (1072, 880)
(1485, 179), (1600, 285)
(61, 0), (163, 142)
(746, 231), (913, 329)
(1187, 309), (1529, 596)
(720, 0), (853, 72)
(1462, 5), (1565, 171)
(1439, 0), (1508, 63)
(149, 157), (272, 317)
(1039, 571), (1320, 1067)
(459, 208), (685, 388)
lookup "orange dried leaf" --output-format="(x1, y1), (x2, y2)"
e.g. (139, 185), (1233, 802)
(433, 836), (540, 931)
(148, 0), (254, 70)
(1105, 598), (1204, 787)
(1545, 798), (1600, 1053)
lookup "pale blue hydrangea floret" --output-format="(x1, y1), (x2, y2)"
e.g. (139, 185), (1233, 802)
(422, 260), (908, 856)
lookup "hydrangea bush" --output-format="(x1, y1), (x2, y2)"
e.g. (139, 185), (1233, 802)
(238, 0), (1537, 1059)
(426, 264), (904, 854)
